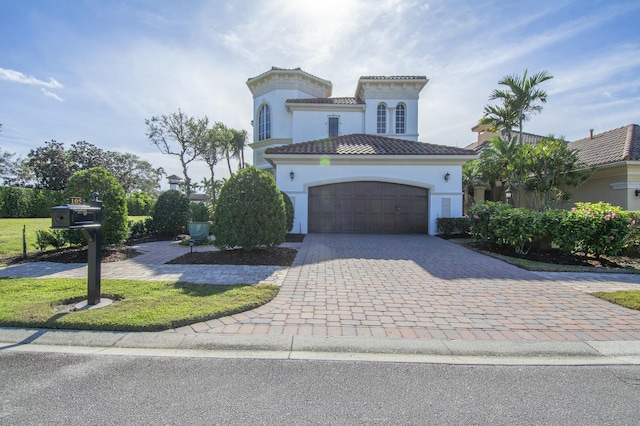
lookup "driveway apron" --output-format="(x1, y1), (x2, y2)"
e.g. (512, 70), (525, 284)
(180, 234), (640, 341)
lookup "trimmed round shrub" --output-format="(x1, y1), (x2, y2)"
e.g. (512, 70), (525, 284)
(151, 190), (189, 238)
(281, 191), (294, 232)
(64, 167), (128, 246)
(212, 166), (287, 250)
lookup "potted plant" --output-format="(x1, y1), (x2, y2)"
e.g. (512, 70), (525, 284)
(188, 202), (211, 243)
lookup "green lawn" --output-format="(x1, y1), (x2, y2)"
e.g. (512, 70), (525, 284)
(0, 216), (148, 259)
(0, 277), (278, 331)
(592, 290), (640, 311)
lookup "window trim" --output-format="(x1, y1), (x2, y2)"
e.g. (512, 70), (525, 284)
(395, 103), (406, 134)
(377, 103), (387, 134)
(258, 104), (271, 141)
(328, 115), (340, 137)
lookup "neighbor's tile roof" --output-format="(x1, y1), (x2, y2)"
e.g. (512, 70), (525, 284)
(265, 134), (475, 156)
(569, 124), (640, 166)
(286, 97), (365, 105)
(464, 130), (547, 153)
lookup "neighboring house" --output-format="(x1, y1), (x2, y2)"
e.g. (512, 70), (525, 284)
(565, 124), (640, 210)
(247, 67), (476, 235)
(464, 123), (640, 211)
(166, 175), (210, 202)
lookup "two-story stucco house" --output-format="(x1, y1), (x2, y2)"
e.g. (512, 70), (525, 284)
(247, 67), (476, 235)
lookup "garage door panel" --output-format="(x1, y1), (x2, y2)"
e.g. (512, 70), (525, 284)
(309, 182), (428, 234)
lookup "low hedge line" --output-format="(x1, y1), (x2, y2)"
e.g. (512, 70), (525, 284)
(438, 201), (640, 257)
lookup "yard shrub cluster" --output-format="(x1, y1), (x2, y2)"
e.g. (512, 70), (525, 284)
(150, 190), (190, 238)
(435, 217), (470, 236)
(468, 201), (633, 257)
(212, 166), (287, 250)
(0, 187), (65, 218)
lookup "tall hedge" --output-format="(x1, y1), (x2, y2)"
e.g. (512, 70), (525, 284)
(281, 191), (294, 232)
(0, 187), (65, 218)
(64, 167), (129, 245)
(150, 190), (189, 237)
(212, 166), (287, 250)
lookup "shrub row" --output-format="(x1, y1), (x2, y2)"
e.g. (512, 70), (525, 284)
(467, 201), (635, 257)
(0, 187), (65, 218)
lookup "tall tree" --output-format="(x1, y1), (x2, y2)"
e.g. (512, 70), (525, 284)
(478, 136), (520, 202)
(67, 141), (108, 173)
(480, 70), (553, 143)
(230, 128), (248, 170)
(106, 152), (164, 195)
(487, 69), (553, 144)
(197, 123), (228, 202)
(145, 109), (209, 197)
(27, 140), (73, 190)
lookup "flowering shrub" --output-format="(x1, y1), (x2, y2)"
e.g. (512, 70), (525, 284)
(468, 202), (513, 244)
(436, 217), (470, 236)
(557, 202), (631, 258)
(623, 211), (640, 255)
(469, 201), (632, 258)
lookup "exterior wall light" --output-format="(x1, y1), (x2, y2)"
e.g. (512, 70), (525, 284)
(290, 171), (295, 181)
(444, 172), (450, 182)
(635, 189), (640, 197)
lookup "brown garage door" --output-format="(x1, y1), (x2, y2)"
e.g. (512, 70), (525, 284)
(308, 181), (428, 233)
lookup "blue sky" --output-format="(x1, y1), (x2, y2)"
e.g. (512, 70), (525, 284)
(1, 0), (639, 188)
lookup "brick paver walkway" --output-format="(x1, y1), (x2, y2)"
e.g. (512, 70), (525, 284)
(175, 234), (640, 341)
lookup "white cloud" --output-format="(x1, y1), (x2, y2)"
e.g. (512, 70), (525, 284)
(41, 88), (64, 102)
(0, 67), (63, 89)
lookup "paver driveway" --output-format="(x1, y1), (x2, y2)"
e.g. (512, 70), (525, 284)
(178, 234), (640, 341)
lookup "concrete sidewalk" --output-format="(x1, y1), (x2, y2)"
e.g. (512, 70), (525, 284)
(2, 234), (640, 363)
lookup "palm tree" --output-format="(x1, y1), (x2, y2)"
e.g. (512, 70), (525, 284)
(478, 136), (521, 203)
(230, 128), (248, 170)
(478, 101), (519, 142)
(489, 69), (553, 144)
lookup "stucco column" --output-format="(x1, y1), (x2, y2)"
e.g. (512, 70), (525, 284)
(388, 106), (395, 134)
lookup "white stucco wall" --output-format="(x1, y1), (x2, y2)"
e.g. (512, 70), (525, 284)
(291, 109), (365, 142)
(270, 157), (466, 235)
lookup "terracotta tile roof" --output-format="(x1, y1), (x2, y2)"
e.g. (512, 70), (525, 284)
(464, 130), (547, 153)
(569, 124), (640, 166)
(286, 97), (365, 105)
(265, 134), (475, 156)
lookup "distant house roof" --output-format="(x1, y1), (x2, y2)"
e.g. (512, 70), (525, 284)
(464, 130), (547, 153)
(569, 124), (640, 166)
(265, 134), (475, 156)
(286, 97), (365, 105)
(189, 193), (210, 202)
(167, 174), (182, 180)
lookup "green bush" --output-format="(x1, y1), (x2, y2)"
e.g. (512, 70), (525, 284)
(281, 191), (294, 232)
(436, 217), (470, 236)
(128, 219), (149, 237)
(624, 211), (640, 255)
(212, 166), (287, 250)
(555, 202), (631, 258)
(468, 202), (514, 244)
(151, 190), (190, 237)
(64, 167), (129, 246)
(0, 187), (65, 218)
(127, 191), (156, 216)
(33, 229), (67, 251)
(189, 202), (211, 222)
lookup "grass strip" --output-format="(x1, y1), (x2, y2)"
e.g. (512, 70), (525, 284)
(0, 277), (278, 331)
(592, 290), (640, 311)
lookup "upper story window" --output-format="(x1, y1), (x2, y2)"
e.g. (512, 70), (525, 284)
(258, 104), (271, 141)
(377, 103), (387, 134)
(328, 116), (339, 137)
(395, 103), (406, 134)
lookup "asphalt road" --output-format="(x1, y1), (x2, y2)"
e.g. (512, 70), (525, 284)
(1, 352), (639, 425)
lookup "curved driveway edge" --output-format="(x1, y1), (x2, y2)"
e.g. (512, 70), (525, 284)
(177, 234), (640, 342)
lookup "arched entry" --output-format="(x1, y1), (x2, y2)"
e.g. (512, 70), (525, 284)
(308, 181), (428, 233)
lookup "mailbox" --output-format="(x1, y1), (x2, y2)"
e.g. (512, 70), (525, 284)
(51, 195), (103, 229)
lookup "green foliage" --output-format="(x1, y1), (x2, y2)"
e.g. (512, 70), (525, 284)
(64, 167), (129, 245)
(151, 190), (190, 237)
(126, 191), (156, 216)
(623, 211), (640, 255)
(0, 187), (66, 218)
(281, 191), (294, 232)
(436, 217), (470, 236)
(470, 201), (631, 258)
(556, 202), (630, 258)
(189, 202), (211, 222)
(33, 229), (67, 251)
(212, 166), (287, 250)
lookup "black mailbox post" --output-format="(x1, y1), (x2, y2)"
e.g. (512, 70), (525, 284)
(51, 193), (103, 305)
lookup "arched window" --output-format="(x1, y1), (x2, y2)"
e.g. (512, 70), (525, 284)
(258, 104), (271, 141)
(377, 103), (387, 134)
(395, 103), (406, 134)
